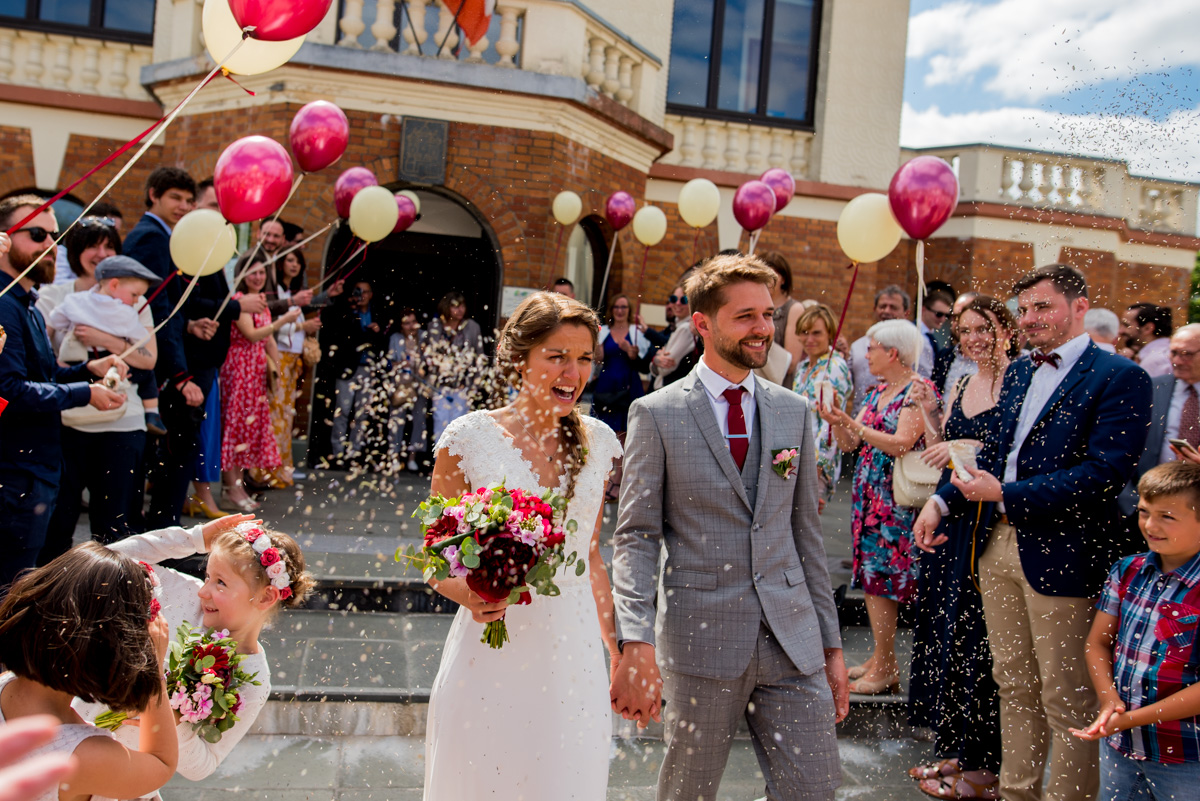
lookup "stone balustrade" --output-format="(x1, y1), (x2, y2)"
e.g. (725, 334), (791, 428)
(657, 114), (814, 179)
(334, 0), (663, 120)
(0, 27), (154, 101)
(905, 145), (1199, 237)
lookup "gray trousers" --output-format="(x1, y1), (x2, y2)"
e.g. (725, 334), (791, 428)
(659, 624), (840, 801)
(332, 366), (370, 458)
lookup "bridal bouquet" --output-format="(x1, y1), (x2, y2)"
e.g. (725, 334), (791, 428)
(99, 624), (261, 742)
(398, 483), (584, 648)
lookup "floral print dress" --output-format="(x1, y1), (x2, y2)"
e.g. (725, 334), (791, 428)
(220, 293), (282, 471)
(792, 352), (853, 501)
(850, 379), (934, 603)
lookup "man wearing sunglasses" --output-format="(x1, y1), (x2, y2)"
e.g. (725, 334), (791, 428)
(0, 194), (128, 591)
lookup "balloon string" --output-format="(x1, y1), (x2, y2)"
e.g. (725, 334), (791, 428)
(311, 232), (364, 292)
(915, 239), (926, 327)
(0, 36), (249, 301)
(597, 234), (618, 308)
(219, 68), (256, 96)
(136, 270), (177, 315)
(691, 228), (700, 266)
(747, 229), (760, 256)
(120, 268), (205, 361)
(264, 222), (334, 269)
(822, 260), (860, 445)
(633, 244), (650, 321)
(550, 227), (564, 273)
(213, 173), (307, 320)
(337, 242), (372, 285)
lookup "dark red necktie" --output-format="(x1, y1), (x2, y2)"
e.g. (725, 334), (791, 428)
(722, 387), (748, 470)
(1030, 350), (1062, 369)
(1181, 385), (1200, 450)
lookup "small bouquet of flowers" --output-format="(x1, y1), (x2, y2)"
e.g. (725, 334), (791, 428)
(397, 483), (584, 648)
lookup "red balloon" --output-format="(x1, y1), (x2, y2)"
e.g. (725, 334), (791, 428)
(732, 181), (775, 232)
(228, 0), (333, 42)
(213, 135), (294, 225)
(605, 191), (636, 231)
(394, 194), (417, 233)
(888, 156), (960, 240)
(290, 101), (349, 173)
(334, 167), (377, 219)
(759, 168), (796, 213)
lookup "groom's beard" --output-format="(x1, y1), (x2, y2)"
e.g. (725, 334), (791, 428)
(711, 328), (770, 371)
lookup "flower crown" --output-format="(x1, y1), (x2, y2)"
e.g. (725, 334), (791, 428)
(140, 561), (163, 621)
(235, 524), (294, 601)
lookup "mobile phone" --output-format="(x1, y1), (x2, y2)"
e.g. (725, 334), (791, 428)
(1169, 438), (1198, 454)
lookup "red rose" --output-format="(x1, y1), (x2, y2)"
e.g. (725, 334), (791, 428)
(279, 587), (293, 601)
(149, 598), (162, 619)
(244, 528), (263, 543)
(465, 535), (537, 605)
(260, 548), (281, 566)
(189, 643), (230, 676)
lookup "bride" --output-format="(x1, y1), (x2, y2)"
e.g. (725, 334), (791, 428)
(422, 292), (622, 800)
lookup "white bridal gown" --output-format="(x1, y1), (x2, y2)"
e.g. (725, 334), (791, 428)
(423, 412), (620, 801)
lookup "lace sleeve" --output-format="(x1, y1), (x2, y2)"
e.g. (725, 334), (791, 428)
(584, 416), (623, 476)
(434, 412), (493, 488)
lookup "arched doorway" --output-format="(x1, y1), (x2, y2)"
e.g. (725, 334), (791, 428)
(306, 186), (503, 465)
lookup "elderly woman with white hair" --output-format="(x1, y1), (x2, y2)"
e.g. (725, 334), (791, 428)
(818, 318), (937, 694)
(1084, 308), (1121, 352)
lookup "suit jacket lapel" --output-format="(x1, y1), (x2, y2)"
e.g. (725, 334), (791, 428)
(684, 372), (752, 512)
(994, 359), (1032, 470)
(752, 381), (774, 523)
(1031, 343), (1097, 432)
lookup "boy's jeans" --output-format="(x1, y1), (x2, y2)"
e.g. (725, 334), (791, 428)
(1102, 742), (1200, 800)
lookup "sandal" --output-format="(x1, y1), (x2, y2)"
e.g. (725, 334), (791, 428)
(847, 673), (900, 695)
(908, 758), (959, 780)
(917, 773), (999, 800)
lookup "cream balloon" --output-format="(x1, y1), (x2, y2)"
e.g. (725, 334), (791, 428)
(836, 192), (904, 263)
(677, 178), (720, 228)
(551, 191), (582, 226)
(170, 209), (237, 276)
(398, 189), (421, 215)
(349, 185), (400, 242)
(202, 0), (305, 77)
(632, 205), (667, 247)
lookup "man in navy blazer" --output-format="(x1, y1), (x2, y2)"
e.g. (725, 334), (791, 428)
(915, 264), (1151, 801)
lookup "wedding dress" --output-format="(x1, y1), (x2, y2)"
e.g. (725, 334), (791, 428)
(423, 411), (621, 801)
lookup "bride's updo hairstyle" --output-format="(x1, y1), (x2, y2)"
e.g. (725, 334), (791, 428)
(497, 291), (600, 502)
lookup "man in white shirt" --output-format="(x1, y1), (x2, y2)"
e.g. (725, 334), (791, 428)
(850, 285), (933, 412)
(1121, 302), (1173, 376)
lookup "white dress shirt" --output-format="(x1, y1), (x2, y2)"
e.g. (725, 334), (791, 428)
(1159, 379), (1200, 464)
(696, 357), (757, 446)
(1138, 337), (1172, 378)
(850, 331), (934, 413)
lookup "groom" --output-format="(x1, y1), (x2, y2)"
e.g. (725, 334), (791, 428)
(610, 254), (847, 801)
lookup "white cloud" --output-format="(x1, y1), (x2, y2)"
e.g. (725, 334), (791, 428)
(908, 0), (1200, 102)
(900, 102), (1200, 183)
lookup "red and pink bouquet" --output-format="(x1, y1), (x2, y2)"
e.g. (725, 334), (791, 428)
(398, 483), (583, 648)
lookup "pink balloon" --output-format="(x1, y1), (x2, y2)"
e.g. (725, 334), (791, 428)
(888, 156), (960, 240)
(394, 194), (417, 233)
(334, 167), (378, 219)
(759, 168), (796, 213)
(605, 191), (636, 231)
(213, 135), (294, 225)
(733, 181), (775, 232)
(229, 0), (333, 42)
(290, 101), (349, 173)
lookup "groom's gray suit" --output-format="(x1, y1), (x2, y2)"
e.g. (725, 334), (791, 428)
(612, 366), (841, 801)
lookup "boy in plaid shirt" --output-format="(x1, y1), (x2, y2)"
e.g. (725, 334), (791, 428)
(1071, 460), (1200, 799)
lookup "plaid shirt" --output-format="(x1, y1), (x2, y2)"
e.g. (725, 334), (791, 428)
(1098, 550), (1200, 763)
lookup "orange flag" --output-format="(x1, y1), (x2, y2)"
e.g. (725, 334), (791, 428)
(443, 0), (495, 47)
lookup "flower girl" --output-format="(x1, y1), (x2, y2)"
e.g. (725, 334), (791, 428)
(0, 543), (178, 801)
(75, 514), (314, 787)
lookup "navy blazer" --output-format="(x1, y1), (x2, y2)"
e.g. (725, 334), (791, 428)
(938, 341), (1152, 597)
(123, 214), (187, 384)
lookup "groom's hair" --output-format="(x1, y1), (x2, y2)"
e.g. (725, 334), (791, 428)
(686, 253), (776, 318)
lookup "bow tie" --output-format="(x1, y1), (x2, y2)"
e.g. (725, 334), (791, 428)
(1030, 351), (1062, 369)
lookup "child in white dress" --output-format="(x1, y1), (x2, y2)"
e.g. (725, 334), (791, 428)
(0, 542), (179, 801)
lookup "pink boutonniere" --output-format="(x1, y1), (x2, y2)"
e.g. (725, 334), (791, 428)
(771, 448), (799, 479)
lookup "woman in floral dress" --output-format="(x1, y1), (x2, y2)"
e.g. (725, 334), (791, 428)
(220, 252), (300, 511)
(791, 303), (853, 507)
(819, 319), (935, 695)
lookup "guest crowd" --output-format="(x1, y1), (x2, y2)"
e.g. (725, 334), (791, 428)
(1, 165), (1199, 801)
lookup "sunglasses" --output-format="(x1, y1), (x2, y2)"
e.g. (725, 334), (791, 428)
(78, 216), (118, 230)
(668, 294), (687, 304)
(929, 310), (951, 320)
(12, 226), (56, 244)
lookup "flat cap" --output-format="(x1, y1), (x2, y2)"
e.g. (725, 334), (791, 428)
(95, 255), (161, 286)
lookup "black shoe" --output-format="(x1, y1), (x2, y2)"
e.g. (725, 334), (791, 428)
(145, 412), (168, 437)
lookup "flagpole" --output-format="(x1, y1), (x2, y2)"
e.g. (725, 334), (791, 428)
(435, 0), (467, 56)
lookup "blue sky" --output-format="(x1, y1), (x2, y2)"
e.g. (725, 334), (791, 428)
(900, 0), (1200, 182)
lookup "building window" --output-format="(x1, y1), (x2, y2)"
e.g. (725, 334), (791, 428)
(0, 0), (155, 42)
(667, 0), (821, 127)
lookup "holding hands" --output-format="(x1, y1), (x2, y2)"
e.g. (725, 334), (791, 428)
(610, 642), (662, 729)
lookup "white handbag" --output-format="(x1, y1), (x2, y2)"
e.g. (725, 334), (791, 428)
(893, 451), (942, 508)
(61, 369), (129, 428)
